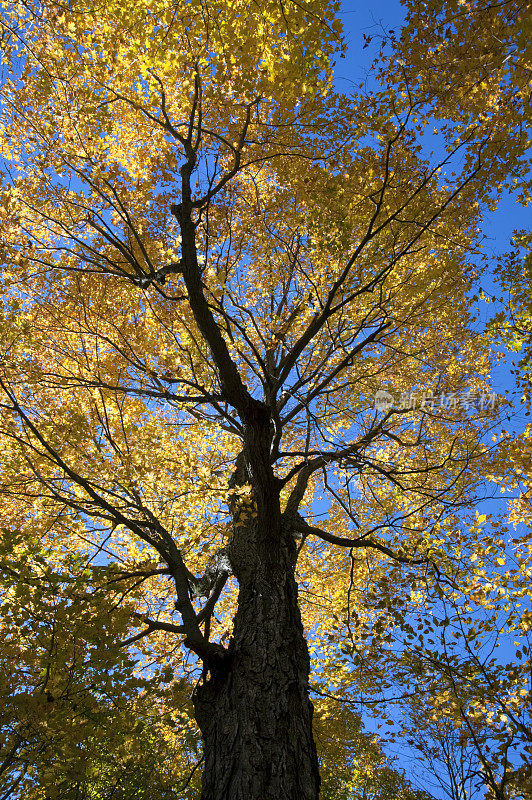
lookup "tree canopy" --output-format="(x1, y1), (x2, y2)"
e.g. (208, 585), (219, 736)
(0, 0), (530, 797)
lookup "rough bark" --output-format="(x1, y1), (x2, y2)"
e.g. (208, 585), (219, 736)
(193, 510), (320, 800)
(176, 192), (320, 796)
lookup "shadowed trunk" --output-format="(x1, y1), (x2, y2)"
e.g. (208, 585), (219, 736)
(193, 517), (320, 800)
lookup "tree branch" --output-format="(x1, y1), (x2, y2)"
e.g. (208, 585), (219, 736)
(292, 515), (429, 565)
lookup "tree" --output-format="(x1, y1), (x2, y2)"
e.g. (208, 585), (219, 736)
(313, 693), (434, 800)
(0, 0), (526, 797)
(389, 560), (532, 800)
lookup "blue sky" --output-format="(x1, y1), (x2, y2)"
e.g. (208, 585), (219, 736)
(337, 0), (530, 396)
(332, 3), (531, 797)
(337, 0), (530, 445)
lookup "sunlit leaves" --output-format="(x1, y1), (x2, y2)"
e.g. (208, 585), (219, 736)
(0, 0), (529, 795)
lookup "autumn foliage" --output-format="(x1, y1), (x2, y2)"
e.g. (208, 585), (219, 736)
(0, 0), (530, 797)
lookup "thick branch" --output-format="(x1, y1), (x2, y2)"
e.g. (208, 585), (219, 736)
(281, 416), (393, 516)
(292, 515), (429, 565)
(173, 203), (255, 419)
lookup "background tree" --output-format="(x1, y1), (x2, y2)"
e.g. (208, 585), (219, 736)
(314, 694), (435, 800)
(0, 0), (528, 797)
(390, 563), (532, 800)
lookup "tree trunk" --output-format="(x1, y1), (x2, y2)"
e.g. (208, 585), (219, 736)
(193, 519), (320, 800)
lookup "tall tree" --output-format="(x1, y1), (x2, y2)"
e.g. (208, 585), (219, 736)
(0, 0), (524, 797)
